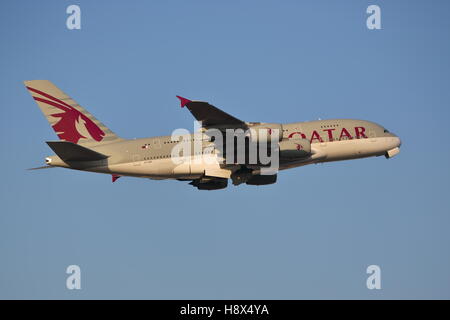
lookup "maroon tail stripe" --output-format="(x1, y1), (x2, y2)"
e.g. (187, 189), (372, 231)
(33, 97), (71, 112)
(26, 86), (75, 111)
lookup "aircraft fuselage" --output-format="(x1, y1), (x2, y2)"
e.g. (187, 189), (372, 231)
(25, 80), (401, 189)
(46, 118), (401, 180)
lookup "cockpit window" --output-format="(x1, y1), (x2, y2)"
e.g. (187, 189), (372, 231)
(384, 129), (390, 133)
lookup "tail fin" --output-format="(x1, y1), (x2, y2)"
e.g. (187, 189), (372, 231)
(24, 80), (122, 146)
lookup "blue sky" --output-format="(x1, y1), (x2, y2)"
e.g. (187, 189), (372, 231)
(1, 0), (449, 299)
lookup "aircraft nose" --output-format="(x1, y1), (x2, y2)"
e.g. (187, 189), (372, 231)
(385, 134), (401, 159)
(394, 135), (402, 148)
(388, 132), (401, 148)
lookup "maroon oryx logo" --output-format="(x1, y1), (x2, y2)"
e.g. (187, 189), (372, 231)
(27, 86), (105, 144)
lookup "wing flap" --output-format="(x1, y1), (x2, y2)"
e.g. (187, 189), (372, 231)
(204, 167), (232, 179)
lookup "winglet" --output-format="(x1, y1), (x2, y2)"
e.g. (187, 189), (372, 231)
(176, 95), (191, 108)
(112, 174), (121, 183)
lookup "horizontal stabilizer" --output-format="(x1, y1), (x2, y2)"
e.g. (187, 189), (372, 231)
(46, 141), (109, 162)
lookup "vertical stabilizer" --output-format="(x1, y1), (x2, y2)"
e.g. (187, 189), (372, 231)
(24, 80), (122, 146)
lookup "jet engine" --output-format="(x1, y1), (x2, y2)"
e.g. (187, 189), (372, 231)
(246, 174), (277, 185)
(189, 178), (228, 190)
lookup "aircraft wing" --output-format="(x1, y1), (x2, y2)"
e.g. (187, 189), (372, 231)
(176, 96), (246, 128)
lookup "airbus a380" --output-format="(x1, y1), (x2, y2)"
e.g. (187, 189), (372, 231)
(25, 80), (401, 190)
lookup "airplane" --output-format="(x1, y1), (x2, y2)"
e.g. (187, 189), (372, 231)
(25, 80), (401, 190)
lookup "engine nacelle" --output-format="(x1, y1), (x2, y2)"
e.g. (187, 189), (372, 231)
(190, 178), (228, 190)
(279, 139), (311, 158)
(247, 123), (283, 144)
(246, 174), (277, 185)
